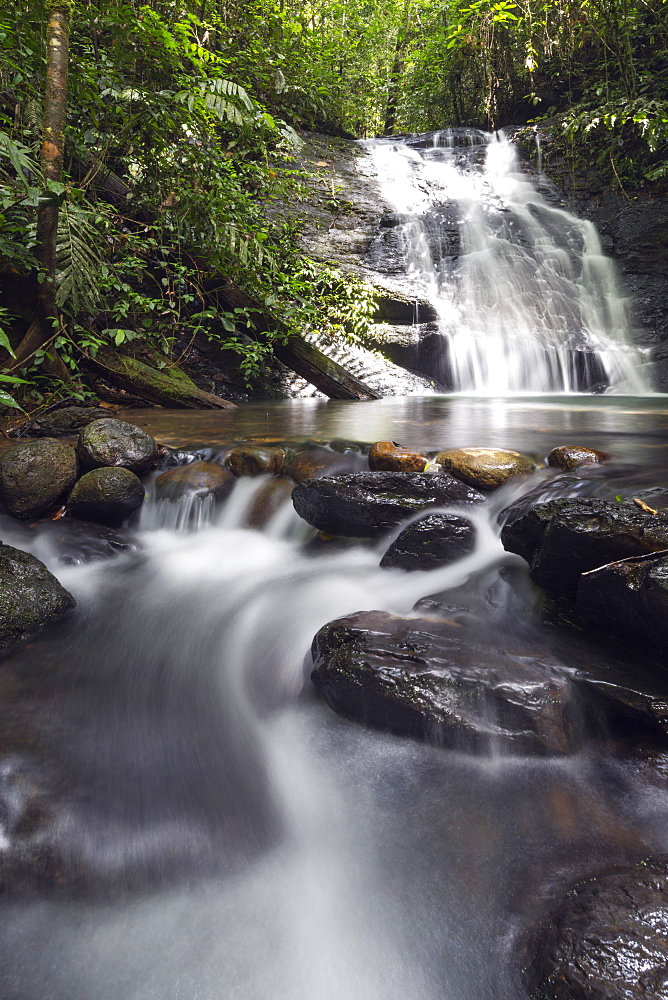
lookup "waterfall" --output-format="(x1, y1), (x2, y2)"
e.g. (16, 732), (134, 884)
(365, 129), (651, 395)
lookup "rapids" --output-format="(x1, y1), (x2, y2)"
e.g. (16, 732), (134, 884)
(1, 397), (668, 999)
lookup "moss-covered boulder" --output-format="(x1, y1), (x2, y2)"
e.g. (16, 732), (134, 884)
(547, 444), (609, 470)
(8, 405), (111, 439)
(154, 461), (235, 502)
(435, 447), (536, 490)
(224, 445), (285, 477)
(381, 513), (476, 570)
(0, 438), (77, 519)
(77, 418), (158, 474)
(67, 467), (145, 525)
(0, 542), (75, 653)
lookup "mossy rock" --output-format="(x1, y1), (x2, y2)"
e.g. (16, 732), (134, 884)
(0, 542), (75, 653)
(0, 438), (78, 519)
(77, 418), (158, 474)
(68, 467), (145, 525)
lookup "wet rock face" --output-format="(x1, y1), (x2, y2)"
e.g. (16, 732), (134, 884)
(577, 551), (668, 658)
(435, 447), (536, 490)
(501, 499), (668, 596)
(0, 438), (78, 519)
(0, 542), (75, 653)
(311, 610), (579, 754)
(77, 418), (158, 474)
(292, 471), (485, 538)
(154, 461), (235, 502)
(224, 445), (285, 477)
(67, 467), (145, 525)
(547, 445), (609, 471)
(526, 857), (668, 1000)
(380, 513), (476, 570)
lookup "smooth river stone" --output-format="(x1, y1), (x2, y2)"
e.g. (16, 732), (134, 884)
(0, 437), (78, 519)
(435, 447), (536, 490)
(292, 471), (484, 538)
(380, 512), (476, 570)
(77, 418), (158, 474)
(0, 541), (75, 653)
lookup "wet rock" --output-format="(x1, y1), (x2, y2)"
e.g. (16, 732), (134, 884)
(244, 476), (294, 529)
(435, 447), (536, 490)
(27, 518), (137, 565)
(381, 513), (476, 570)
(311, 610), (579, 754)
(285, 446), (364, 483)
(502, 498), (668, 596)
(526, 857), (668, 1000)
(224, 445), (285, 477)
(153, 461), (235, 502)
(577, 551), (668, 658)
(0, 438), (77, 519)
(0, 542), (75, 653)
(158, 446), (217, 470)
(368, 441), (428, 473)
(7, 404), (111, 439)
(292, 471), (485, 538)
(547, 445), (609, 470)
(77, 418), (158, 474)
(67, 468), (145, 525)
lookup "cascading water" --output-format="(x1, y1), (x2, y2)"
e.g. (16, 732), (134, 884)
(365, 129), (651, 394)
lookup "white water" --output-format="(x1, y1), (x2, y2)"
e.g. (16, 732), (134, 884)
(366, 130), (651, 394)
(2, 412), (668, 999)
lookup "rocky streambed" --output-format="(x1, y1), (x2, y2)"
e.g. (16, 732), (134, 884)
(1, 401), (668, 999)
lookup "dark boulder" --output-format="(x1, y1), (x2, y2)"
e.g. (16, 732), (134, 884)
(67, 467), (145, 525)
(311, 610), (579, 754)
(153, 461), (235, 502)
(381, 513), (476, 570)
(547, 445), (609, 470)
(577, 551), (668, 659)
(501, 499), (668, 596)
(0, 542), (75, 653)
(526, 857), (668, 1000)
(77, 418), (158, 474)
(293, 471), (484, 538)
(0, 438), (77, 519)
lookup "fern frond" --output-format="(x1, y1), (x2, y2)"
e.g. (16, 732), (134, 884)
(55, 203), (103, 314)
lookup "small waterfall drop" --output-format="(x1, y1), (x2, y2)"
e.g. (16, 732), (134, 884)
(365, 129), (651, 394)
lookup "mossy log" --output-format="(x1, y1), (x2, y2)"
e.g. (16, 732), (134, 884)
(81, 349), (237, 409)
(217, 279), (381, 401)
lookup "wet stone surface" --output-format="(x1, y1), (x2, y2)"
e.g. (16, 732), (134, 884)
(293, 471), (485, 538)
(380, 512), (476, 570)
(502, 498), (668, 596)
(526, 856), (668, 1000)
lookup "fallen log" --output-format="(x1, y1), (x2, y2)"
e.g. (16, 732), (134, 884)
(216, 279), (381, 401)
(81, 349), (237, 409)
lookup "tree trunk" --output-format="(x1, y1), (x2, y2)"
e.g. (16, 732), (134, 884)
(12, 3), (72, 372)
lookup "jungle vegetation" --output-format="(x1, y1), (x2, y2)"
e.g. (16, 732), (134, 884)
(0, 0), (666, 410)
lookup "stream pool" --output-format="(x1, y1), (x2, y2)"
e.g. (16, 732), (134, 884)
(0, 394), (667, 1000)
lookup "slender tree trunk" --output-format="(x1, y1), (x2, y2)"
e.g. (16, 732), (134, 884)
(11, 2), (72, 377)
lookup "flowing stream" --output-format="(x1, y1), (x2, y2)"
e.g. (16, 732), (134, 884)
(1, 397), (668, 999)
(365, 130), (651, 394)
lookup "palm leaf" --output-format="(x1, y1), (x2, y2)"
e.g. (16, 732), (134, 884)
(55, 203), (103, 314)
